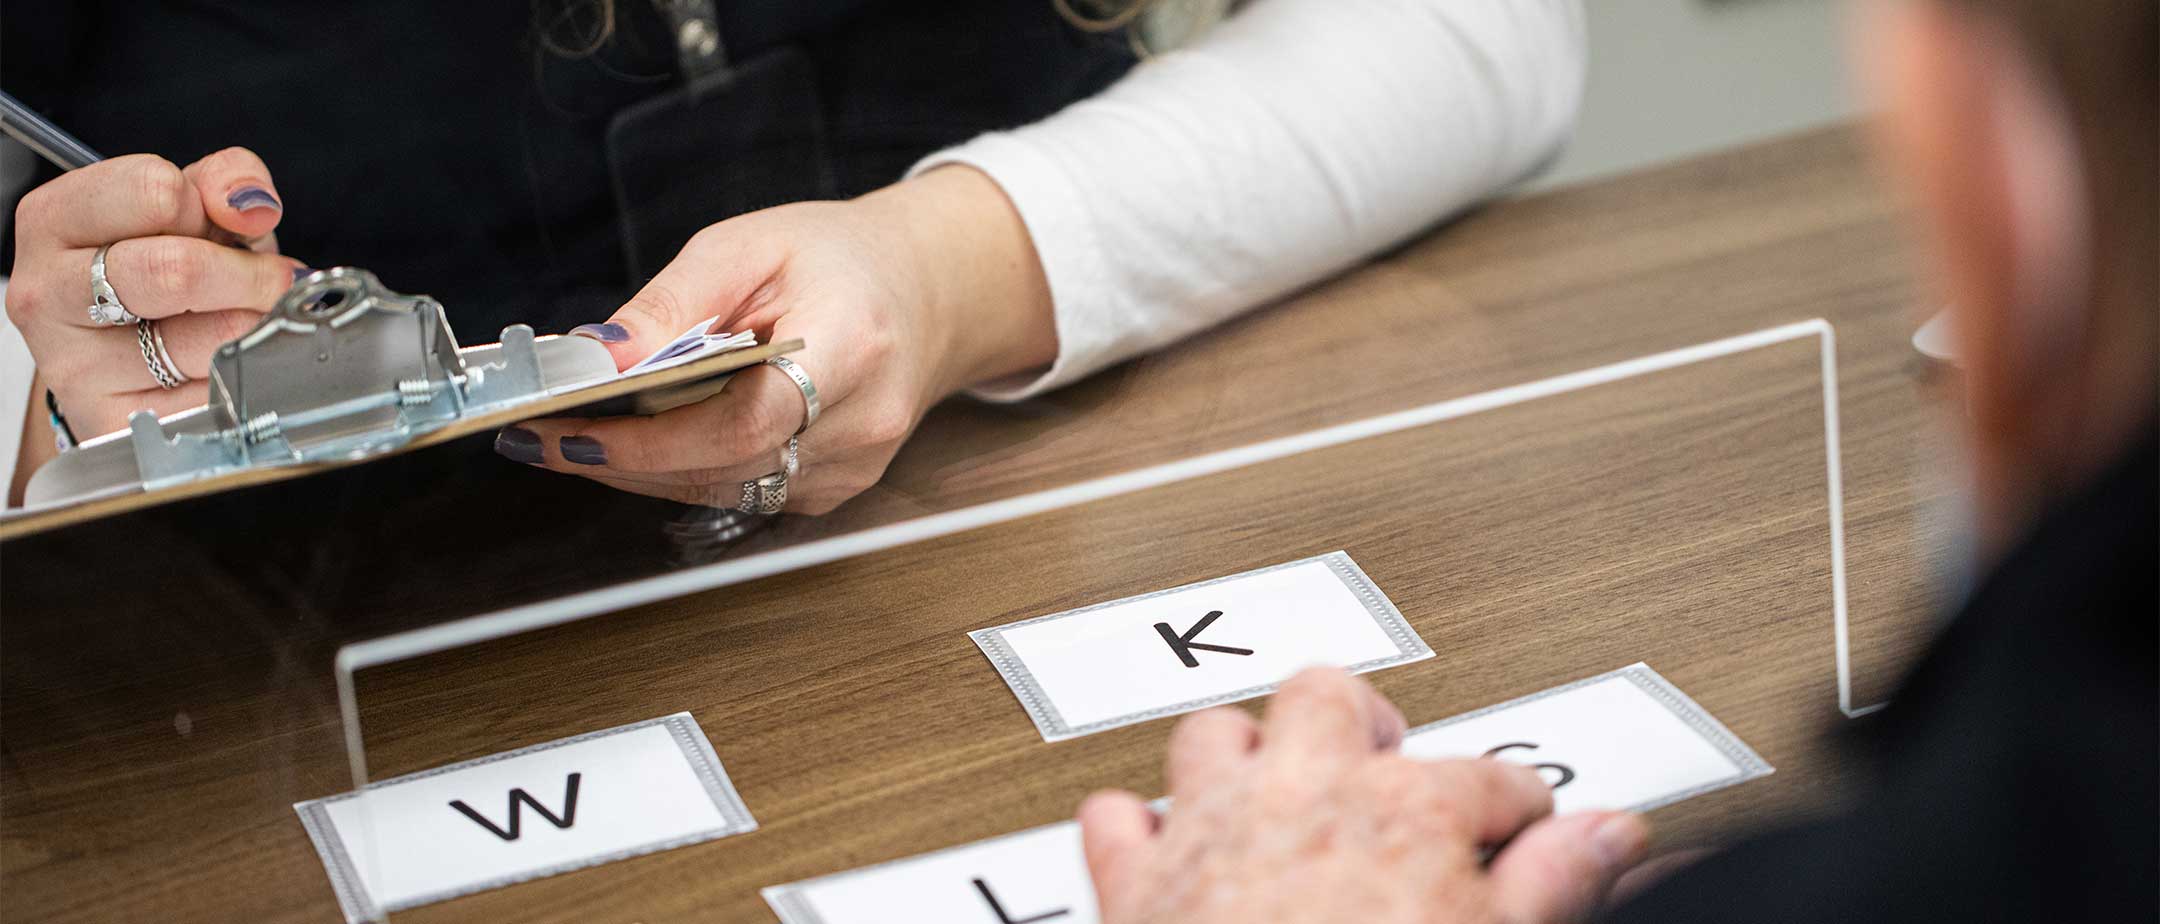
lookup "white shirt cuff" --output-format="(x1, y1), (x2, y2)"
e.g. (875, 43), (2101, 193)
(909, 135), (1115, 402)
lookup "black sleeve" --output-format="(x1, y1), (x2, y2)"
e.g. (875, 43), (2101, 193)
(1, 3), (90, 270)
(1603, 820), (1907, 924)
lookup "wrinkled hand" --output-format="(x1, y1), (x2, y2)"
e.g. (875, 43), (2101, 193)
(508, 166), (1054, 514)
(1080, 668), (1651, 924)
(8, 149), (303, 438)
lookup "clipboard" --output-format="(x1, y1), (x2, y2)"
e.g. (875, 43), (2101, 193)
(0, 268), (799, 541)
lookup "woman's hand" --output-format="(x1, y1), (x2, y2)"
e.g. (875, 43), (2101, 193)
(505, 166), (1057, 514)
(8, 149), (304, 441)
(1079, 668), (1651, 924)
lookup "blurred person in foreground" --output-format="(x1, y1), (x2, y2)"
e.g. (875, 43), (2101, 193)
(1077, 0), (2156, 920)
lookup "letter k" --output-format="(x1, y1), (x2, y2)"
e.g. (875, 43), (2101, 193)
(1154, 610), (1255, 668)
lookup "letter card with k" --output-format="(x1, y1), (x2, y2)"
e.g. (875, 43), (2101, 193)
(970, 551), (1431, 741)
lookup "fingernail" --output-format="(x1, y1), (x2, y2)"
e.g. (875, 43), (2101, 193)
(1590, 813), (1650, 868)
(569, 322), (631, 343)
(493, 427), (543, 464)
(227, 186), (281, 214)
(560, 435), (607, 465)
(292, 265), (312, 283)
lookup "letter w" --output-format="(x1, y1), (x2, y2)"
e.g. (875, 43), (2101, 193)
(450, 772), (582, 842)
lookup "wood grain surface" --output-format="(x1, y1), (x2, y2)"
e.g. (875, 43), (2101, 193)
(0, 125), (1955, 923)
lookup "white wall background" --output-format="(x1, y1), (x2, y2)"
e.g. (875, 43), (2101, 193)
(1532, 0), (1864, 191)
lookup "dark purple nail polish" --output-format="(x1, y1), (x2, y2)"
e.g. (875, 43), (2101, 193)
(560, 435), (607, 465)
(292, 266), (312, 283)
(569, 322), (631, 343)
(227, 186), (281, 214)
(494, 427), (543, 464)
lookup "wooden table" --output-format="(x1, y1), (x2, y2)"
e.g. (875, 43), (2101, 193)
(0, 125), (1953, 923)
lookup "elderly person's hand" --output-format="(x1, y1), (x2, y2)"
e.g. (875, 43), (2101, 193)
(504, 165), (1056, 515)
(8, 149), (303, 439)
(1079, 668), (1650, 924)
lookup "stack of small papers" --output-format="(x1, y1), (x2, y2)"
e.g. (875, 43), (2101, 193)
(628, 317), (759, 375)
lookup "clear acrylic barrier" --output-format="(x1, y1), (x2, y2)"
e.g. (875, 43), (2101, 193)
(319, 321), (1944, 922)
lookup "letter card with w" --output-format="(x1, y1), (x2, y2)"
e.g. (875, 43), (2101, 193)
(293, 712), (756, 923)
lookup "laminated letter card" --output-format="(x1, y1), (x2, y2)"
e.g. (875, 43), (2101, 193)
(766, 819), (1099, 924)
(765, 664), (1769, 924)
(294, 712), (757, 923)
(971, 551), (1432, 741)
(1398, 663), (1773, 813)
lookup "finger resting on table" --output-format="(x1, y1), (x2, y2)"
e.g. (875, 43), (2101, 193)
(1263, 667), (1402, 763)
(1077, 789), (1159, 900)
(1166, 707), (1261, 799)
(1417, 758), (1558, 846)
(1488, 811), (1650, 923)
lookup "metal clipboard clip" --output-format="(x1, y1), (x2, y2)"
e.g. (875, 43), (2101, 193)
(27, 269), (640, 504)
(134, 267), (565, 483)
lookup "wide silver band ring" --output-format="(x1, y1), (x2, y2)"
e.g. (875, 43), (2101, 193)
(736, 473), (787, 515)
(735, 437), (799, 515)
(766, 356), (820, 435)
(136, 319), (189, 390)
(89, 243), (142, 326)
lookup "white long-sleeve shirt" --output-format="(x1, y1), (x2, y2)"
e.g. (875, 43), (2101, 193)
(0, 0), (1586, 500)
(922, 0), (1587, 398)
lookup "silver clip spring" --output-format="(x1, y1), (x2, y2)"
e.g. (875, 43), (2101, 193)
(242, 411), (282, 446)
(396, 378), (434, 407)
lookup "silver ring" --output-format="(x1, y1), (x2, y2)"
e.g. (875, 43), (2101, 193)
(136, 320), (187, 390)
(148, 320), (189, 385)
(89, 244), (141, 326)
(736, 471), (788, 515)
(766, 356), (820, 434)
(735, 438), (798, 515)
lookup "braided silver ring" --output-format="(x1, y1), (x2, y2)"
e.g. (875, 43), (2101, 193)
(766, 356), (820, 435)
(136, 320), (189, 390)
(89, 243), (141, 326)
